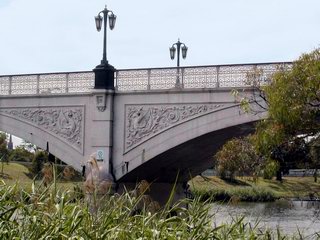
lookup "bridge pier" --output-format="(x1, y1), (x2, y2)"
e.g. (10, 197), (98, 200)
(87, 89), (115, 175)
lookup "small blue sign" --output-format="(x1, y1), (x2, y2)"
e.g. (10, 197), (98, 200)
(96, 150), (104, 161)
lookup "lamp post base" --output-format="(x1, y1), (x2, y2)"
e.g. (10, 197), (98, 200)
(175, 82), (184, 89)
(93, 63), (116, 90)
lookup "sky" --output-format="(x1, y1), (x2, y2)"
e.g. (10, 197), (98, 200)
(0, 0), (319, 75)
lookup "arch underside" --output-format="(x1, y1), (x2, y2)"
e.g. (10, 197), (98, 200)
(118, 121), (257, 183)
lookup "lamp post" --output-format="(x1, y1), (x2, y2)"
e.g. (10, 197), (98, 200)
(169, 39), (188, 88)
(93, 6), (117, 89)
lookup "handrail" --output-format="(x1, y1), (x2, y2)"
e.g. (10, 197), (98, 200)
(0, 62), (293, 95)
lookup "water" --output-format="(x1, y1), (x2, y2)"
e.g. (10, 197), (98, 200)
(210, 200), (320, 238)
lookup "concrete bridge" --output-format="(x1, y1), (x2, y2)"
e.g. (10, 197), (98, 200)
(0, 62), (291, 201)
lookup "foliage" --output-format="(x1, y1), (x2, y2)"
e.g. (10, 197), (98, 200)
(0, 132), (8, 162)
(193, 186), (276, 202)
(232, 49), (320, 180)
(215, 136), (260, 180)
(8, 146), (34, 162)
(0, 181), (310, 239)
(190, 175), (320, 200)
(262, 159), (279, 180)
(31, 150), (48, 177)
(255, 48), (320, 157)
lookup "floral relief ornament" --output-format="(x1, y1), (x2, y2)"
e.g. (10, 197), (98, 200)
(0, 107), (83, 151)
(125, 104), (223, 151)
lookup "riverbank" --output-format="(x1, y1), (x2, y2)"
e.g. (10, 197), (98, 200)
(190, 175), (320, 202)
(2, 162), (320, 202)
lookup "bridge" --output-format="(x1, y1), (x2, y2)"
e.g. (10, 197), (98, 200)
(0, 62), (291, 201)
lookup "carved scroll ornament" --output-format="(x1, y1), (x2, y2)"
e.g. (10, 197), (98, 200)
(125, 104), (224, 151)
(0, 106), (84, 151)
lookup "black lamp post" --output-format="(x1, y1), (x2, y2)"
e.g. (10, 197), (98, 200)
(93, 6), (117, 90)
(169, 39), (188, 88)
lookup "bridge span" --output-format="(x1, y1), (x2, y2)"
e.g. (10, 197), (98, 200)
(0, 62), (291, 200)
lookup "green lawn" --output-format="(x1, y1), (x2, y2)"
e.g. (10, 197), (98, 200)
(0, 162), (82, 191)
(0, 162), (31, 183)
(190, 175), (320, 199)
(2, 162), (320, 199)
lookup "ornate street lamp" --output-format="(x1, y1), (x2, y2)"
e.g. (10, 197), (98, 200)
(93, 6), (117, 89)
(170, 39), (188, 88)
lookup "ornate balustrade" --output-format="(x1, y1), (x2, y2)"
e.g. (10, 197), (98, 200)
(0, 62), (292, 95)
(0, 71), (95, 95)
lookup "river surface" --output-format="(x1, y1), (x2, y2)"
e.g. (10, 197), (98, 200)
(210, 200), (320, 238)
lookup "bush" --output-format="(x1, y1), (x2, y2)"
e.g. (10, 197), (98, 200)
(263, 160), (279, 179)
(31, 150), (48, 177)
(215, 136), (260, 180)
(193, 186), (276, 202)
(8, 147), (34, 162)
(0, 132), (9, 162)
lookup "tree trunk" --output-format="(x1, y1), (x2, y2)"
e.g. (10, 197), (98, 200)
(276, 170), (282, 181)
(314, 168), (318, 183)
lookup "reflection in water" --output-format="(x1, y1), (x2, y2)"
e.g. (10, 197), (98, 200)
(210, 200), (320, 237)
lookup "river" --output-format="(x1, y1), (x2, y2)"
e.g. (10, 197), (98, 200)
(210, 200), (320, 238)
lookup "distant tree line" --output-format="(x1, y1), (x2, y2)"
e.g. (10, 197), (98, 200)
(0, 133), (81, 181)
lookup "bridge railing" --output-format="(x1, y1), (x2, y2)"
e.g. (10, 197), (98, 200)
(115, 62), (292, 91)
(0, 62), (292, 95)
(0, 71), (95, 95)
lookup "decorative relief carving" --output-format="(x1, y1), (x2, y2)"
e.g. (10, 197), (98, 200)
(96, 95), (106, 112)
(125, 104), (224, 151)
(0, 106), (84, 151)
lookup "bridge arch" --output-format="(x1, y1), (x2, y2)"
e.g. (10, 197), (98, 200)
(113, 91), (266, 182)
(0, 106), (85, 170)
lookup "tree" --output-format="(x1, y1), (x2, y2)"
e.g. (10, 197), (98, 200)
(0, 132), (8, 161)
(254, 48), (320, 180)
(309, 137), (320, 182)
(8, 146), (34, 162)
(215, 136), (260, 180)
(0, 133), (9, 175)
(31, 150), (48, 177)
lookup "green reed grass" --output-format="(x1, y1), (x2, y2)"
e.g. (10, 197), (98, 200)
(193, 186), (277, 203)
(0, 180), (314, 239)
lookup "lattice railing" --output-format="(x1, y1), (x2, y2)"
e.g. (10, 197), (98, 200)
(116, 62), (292, 91)
(0, 62), (292, 95)
(0, 72), (95, 95)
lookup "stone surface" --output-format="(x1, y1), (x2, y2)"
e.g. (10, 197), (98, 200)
(0, 87), (265, 182)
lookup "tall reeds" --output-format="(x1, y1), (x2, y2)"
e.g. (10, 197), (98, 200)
(0, 180), (313, 239)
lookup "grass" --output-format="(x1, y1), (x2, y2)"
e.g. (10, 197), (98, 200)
(2, 162), (320, 201)
(0, 162), (30, 182)
(190, 175), (320, 201)
(0, 163), (319, 238)
(0, 181), (317, 239)
(0, 162), (81, 191)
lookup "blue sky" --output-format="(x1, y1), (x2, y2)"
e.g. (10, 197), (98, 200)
(0, 0), (319, 75)
(0, 0), (10, 7)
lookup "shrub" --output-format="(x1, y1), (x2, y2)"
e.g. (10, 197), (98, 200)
(263, 159), (279, 179)
(8, 147), (34, 162)
(215, 136), (260, 180)
(31, 150), (48, 177)
(193, 186), (276, 202)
